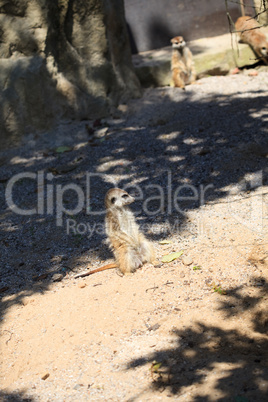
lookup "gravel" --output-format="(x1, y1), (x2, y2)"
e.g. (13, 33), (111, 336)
(0, 72), (268, 401)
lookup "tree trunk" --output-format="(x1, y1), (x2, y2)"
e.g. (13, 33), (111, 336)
(0, 0), (141, 145)
(253, 0), (268, 24)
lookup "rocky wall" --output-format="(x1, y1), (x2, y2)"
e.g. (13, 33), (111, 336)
(0, 0), (141, 145)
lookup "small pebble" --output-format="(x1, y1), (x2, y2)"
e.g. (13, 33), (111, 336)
(73, 383), (84, 390)
(148, 323), (160, 331)
(52, 273), (64, 282)
(182, 256), (193, 266)
(41, 373), (50, 380)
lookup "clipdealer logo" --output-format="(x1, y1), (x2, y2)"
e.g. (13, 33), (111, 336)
(5, 171), (214, 228)
(5, 169), (265, 236)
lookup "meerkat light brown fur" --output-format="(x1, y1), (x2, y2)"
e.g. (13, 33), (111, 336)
(105, 188), (156, 274)
(75, 188), (156, 278)
(171, 36), (196, 89)
(235, 16), (268, 65)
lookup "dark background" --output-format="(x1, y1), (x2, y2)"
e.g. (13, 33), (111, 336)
(125, 0), (255, 53)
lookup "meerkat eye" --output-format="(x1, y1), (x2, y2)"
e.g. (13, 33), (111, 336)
(111, 197), (116, 204)
(122, 194), (129, 199)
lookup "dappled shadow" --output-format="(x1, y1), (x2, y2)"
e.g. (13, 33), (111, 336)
(148, 18), (175, 50)
(0, 84), (267, 318)
(127, 22), (138, 54)
(0, 390), (35, 401)
(0, 55), (61, 148)
(217, 279), (268, 335)
(125, 0), (241, 52)
(128, 323), (268, 400)
(127, 280), (268, 400)
(0, 0), (139, 149)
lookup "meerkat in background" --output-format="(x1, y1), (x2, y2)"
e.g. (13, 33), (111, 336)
(235, 16), (268, 65)
(170, 36), (196, 89)
(75, 188), (157, 278)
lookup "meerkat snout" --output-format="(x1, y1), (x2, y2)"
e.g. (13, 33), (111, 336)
(105, 188), (134, 209)
(171, 36), (186, 49)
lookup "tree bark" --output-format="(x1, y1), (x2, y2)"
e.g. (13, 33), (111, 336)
(253, 0), (268, 24)
(0, 0), (141, 145)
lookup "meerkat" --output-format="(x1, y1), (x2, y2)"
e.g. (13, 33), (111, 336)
(170, 36), (196, 89)
(74, 188), (157, 278)
(235, 16), (268, 65)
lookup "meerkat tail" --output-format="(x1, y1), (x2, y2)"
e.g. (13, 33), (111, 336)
(74, 262), (117, 278)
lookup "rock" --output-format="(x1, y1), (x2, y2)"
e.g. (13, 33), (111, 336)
(148, 323), (160, 332)
(117, 104), (128, 113)
(78, 281), (87, 289)
(194, 147), (211, 156)
(73, 384), (83, 390)
(231, 67), (240, 74)
(246, 69), (259, 76)
(133, 47), (171, 87)
(32, 273), (48, 281)
(182, 256), (193, 266)
(41, 373), (50, 381)
(135, 60), (171, 87)
(52, 273), (64, 282)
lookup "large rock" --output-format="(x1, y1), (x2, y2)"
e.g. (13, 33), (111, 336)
(0, 0), (141, 145)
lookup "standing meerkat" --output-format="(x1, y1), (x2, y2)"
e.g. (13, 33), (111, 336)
(75, 188), (157, 278)
(170, 36), (196, 89)
(235, 16), (268, 65)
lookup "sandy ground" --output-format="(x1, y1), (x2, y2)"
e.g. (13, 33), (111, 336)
(0, 72), (268, 401)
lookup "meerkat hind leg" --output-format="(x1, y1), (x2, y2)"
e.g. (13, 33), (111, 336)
(138, 234), (159, 266)
(116, 245), (142, 275)
(172, 68), (186, 89)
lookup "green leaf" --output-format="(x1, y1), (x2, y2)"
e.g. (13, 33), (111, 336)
(159, 240), (172, 245)
(161, 251), (183, 263)
(193, 266), (201, 271)
(55, 146), (72, 153)
(151, 361), (162, 373)
(213, 285), (227, 295)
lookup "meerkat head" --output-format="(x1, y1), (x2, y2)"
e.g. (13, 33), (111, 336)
(105, 188), (135, 209)
(171, 36), (186, 49)
(260, 43), (268, 57)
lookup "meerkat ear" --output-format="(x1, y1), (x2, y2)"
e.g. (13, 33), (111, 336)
(111, 197), (116, 204)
